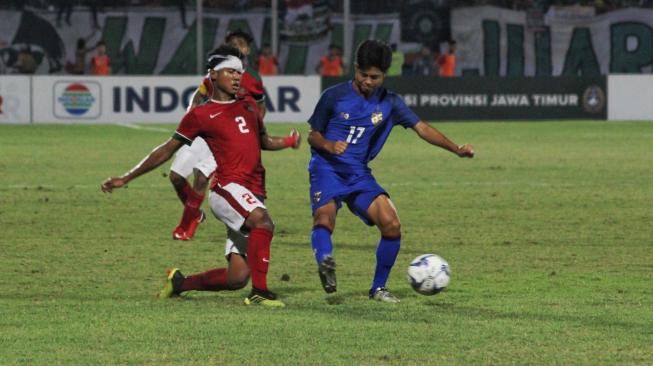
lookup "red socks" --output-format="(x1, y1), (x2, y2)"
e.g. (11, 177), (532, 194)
(178, 189), (204, 230)
(176, 181), (193, 204)
(247, 228), (273, 291)
(180, 268), (227, 292)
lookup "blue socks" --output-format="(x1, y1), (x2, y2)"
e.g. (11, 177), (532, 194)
(313, 226), (400, 291)
(311, 225), (333, 264)
(371, 236), (401, 291)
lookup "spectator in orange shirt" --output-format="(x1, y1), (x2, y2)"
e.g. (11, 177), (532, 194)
(257, 44), (279, 76)
(90, 41), (111, 76)
(437, 40), (456, 77)
(316, 44), (343, 77)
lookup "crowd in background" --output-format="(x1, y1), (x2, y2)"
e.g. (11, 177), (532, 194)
(3, 0), (653, 12)
(1, 0), (652, 76)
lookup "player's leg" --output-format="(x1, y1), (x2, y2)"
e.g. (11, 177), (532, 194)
(169, 170), (192, 204)
(225, 253), (250, 289)
(223, 230), (251, 289)
(312, 201), (338, 293)
(365, 194), (402, 303)
(173, 139), (215, 240)
(158, 231), (251, 298)
(309, 169), (345, 293)
(242, 206), (274, 290)
(209, 183), (284, 306)
(242, 209), (285, 306)
(345, 175), (401, 303)
(174, 168), (210, 239)
(158, 266), (229, 298)
(169, 144), (196, 205)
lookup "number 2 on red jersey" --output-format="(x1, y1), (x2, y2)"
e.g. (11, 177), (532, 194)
(235, 116), (249, 134)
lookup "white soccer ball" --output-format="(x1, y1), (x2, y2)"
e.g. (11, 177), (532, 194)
(407, 254), (450, 295)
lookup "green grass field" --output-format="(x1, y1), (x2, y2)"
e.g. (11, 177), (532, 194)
(1, 121), (651, 365)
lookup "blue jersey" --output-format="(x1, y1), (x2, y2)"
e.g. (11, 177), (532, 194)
(308, 80), (420, 174)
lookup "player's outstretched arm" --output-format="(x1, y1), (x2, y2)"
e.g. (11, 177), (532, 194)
(261, 128), (301, 150)
(307, 129), (348, 155)
(413, 121), (475, 158)
(101, 138), (185, 193)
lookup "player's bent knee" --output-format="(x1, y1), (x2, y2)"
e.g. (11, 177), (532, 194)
(192, 171), (210, 191)
(169, 171), (185, 186)
(313, 215), (335, 232)
(380, 219), (401, 238)
(227, 276), (249, 290)
(247, 208), (275, 232)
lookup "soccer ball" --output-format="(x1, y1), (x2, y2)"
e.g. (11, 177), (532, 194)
(407, 254), (451, 295)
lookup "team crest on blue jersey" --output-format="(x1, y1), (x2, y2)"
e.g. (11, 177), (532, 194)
(313, 191), (322, 203)
(371, 111), (383, 125)
(340, 112), (350, 120)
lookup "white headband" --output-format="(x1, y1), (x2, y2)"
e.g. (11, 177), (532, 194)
(208, 55), (243, 72)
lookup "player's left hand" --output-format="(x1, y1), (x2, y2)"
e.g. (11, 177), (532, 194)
(457, 144), (475, 158)
(101, 177), (127, 193)
(285, 129), (301, 149)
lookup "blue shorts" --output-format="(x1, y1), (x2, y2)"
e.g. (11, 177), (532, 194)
(309, 169), (387, 226)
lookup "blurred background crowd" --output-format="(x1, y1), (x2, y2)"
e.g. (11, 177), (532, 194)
(1, 0), (652, 76)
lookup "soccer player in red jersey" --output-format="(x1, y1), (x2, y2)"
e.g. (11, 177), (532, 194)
(167, 30), (282, 241)
(101, 45), (299, 306)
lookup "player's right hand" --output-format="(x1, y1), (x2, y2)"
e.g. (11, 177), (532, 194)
(456, 144), (475, 158)
(101, 177), (127, 193)
(326, 140), (348, 155)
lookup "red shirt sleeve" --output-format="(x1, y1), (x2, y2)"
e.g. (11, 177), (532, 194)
(173, 110), (202, 144)
(241, 72), (265, 102)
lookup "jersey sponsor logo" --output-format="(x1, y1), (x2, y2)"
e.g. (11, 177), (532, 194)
(371, 111), (383, 125)
(209, 112), (223, 118)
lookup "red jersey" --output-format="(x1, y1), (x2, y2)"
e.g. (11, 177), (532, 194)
(200, 67), (265, 102)
(174, 97), (267, 197)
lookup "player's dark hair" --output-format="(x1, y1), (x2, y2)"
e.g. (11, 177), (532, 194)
(225, 29), (254, 45)
(205, 45), (243, 69)
(355, 40), (392, 73)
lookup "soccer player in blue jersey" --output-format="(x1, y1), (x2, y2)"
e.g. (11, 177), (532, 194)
(307, 40), (475, 303)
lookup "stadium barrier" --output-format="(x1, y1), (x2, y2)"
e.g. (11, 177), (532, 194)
(1, 75), (652, 124)
(608, 75), (653, 121)
(324, 76), (608, 120)
(1, 75), (321, 124)
(0, 76), (31, 124)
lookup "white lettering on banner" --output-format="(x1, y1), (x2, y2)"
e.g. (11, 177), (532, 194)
(490, 94), (530, 107)
(531, 94), (578, 106)
(404, 93), (579, 108)
(416, 94), (489, 107)
(402, 94), (418, 107)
